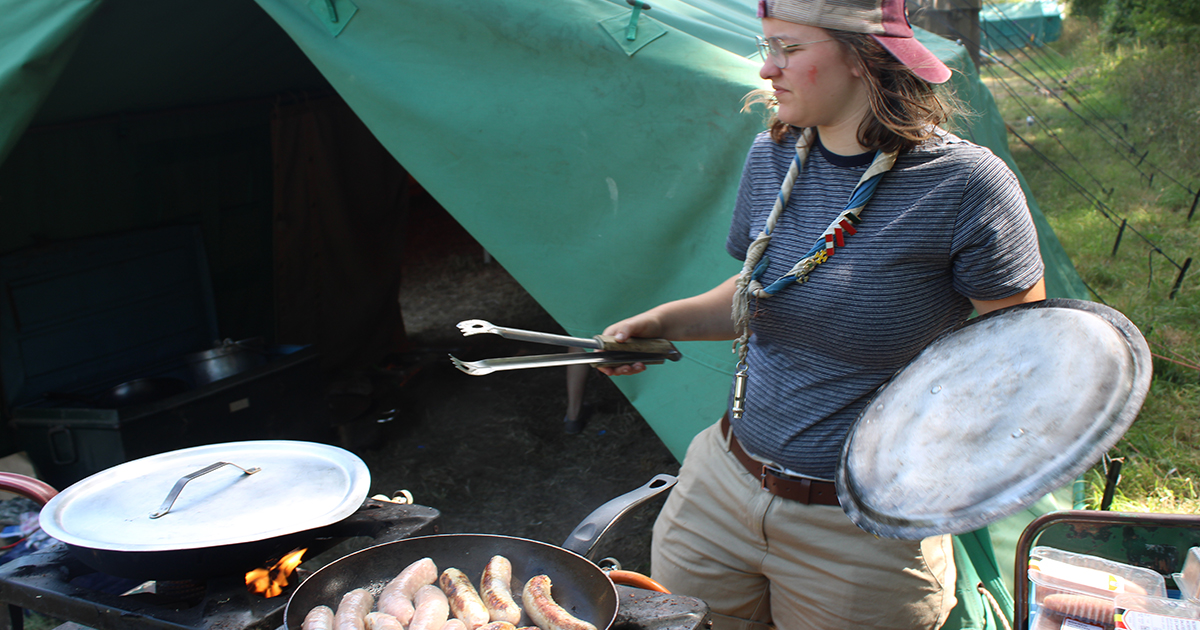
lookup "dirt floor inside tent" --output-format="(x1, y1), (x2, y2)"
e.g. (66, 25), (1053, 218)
(329, 208), (683, 575)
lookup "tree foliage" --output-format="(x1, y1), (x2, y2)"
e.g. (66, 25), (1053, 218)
(1066, 0), (1200, 45)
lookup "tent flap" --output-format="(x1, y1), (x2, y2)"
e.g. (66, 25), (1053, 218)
(0, 0), (103, 165)
(252, 0), (775, 457)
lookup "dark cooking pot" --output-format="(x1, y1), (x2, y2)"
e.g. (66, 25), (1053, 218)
(45, 376), (189, 408)
(0, 441), (377, 580)
(184, 338), (267, 386)
(284, 474), (678, 630)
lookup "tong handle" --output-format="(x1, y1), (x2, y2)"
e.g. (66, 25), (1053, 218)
(594, 335), (681, 361)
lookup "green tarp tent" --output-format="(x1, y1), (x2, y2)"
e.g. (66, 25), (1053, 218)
(981, 1), (1065, 52)
(0, 0), (1087, 626)
(256, 0), (1087, 461)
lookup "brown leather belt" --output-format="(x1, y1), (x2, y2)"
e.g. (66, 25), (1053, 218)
(720, 414), (840, 506)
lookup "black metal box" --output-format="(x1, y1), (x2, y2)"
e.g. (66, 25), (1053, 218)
(1, 225), (331, 490)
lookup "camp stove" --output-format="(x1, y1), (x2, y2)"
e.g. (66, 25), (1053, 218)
(0, 543), (295, 630)
(0, 551), (709, 630)
(0, 515), (709, 630)
(0, 501), (440, 630)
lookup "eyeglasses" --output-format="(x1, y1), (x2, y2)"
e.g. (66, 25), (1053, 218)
(755, 35), (834, 69)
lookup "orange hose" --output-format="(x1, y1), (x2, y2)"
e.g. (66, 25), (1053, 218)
(607, 570), (671, 593)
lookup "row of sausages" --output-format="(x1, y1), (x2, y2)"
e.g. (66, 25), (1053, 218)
(301, 555), (597, 630)
(1033, 593), (1118, 630)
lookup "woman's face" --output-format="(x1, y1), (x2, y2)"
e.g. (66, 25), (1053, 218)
(759, 18), (870, 135)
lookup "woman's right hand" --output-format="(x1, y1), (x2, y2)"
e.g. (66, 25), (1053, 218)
(596, 274), (741, 376)
(597, 313), (665, 376)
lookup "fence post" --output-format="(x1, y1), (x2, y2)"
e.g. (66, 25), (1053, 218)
(1169, 257), (1191, 300)
(1111, 219), (1127, 257)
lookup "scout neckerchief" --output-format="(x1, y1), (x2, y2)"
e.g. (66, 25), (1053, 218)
(730, 127), (898, 419)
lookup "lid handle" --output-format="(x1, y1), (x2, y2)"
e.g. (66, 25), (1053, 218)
(149, 461), (261, 519)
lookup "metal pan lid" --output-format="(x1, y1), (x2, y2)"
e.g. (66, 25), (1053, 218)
(39, 440), (370, 552)
(836, 299), (1152, 539)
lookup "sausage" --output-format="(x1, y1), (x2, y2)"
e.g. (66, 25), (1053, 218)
(1040, 593), (1115, 625)
(441, 620), (469, 630)
(409, 584), (451, 630)
(334, 588), (375, 630)
(480, 556), (523, 624)
(379, 557), (439, 625)
(365, 612), (406, 630)
(303, 605), (335, 630)
(439, 568), (491, 629)
(477, 623), (517, 630)
(522, 575), (597, 630)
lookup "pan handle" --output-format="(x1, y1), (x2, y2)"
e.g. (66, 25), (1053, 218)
(0, 472), (59, 506)
(607, 569), (671, 593)
(561, 473), (677, 560)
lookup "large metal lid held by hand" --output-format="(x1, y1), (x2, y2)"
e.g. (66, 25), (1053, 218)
(40, 441), (370, 552)
(836, 299), (1152, 539)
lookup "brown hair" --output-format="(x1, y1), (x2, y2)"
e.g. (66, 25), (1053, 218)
(743, 31), (962, 153)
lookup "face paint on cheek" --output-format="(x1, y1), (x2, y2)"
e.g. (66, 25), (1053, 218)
(807, 66), (819, 85)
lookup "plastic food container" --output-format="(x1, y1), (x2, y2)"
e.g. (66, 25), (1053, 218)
(1028, 547), (1167, 630)
(1173, 547), (1200, 602)
(1114, 593), (1200, 629)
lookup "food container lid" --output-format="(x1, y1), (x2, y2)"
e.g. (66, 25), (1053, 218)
(39, 440), (369, 552)
(1029, 546), (1167, 600)
(1177, 547), (1200, 601)
(837, 299), (1152, 539)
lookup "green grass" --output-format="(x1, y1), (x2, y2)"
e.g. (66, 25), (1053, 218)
(982, 19), (1200, 514)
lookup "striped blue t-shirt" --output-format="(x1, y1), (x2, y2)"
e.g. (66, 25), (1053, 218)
(726, 127), (1044, 480)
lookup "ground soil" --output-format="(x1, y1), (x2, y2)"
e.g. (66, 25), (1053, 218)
(327, 203), (682, 575)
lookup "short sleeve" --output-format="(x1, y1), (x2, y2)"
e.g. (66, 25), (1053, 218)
(726, 132), (776, 262)
(950, 151), (1045, 301)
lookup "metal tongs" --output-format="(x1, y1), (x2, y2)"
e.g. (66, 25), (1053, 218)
(450, 319), (682, 376)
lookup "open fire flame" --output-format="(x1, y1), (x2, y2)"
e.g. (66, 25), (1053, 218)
(246, 548), (306, 598)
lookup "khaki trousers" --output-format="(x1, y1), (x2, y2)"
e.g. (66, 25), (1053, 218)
(651, 421), (956, 630)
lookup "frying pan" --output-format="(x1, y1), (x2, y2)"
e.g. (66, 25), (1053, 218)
(284, 474), (677, 630)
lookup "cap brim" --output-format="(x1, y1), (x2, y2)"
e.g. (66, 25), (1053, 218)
(873, 35), (952, 84)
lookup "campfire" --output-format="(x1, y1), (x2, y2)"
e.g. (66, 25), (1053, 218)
(246, 548), (306, 598)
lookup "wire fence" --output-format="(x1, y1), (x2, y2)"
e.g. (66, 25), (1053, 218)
(916, 0), (1195, 303)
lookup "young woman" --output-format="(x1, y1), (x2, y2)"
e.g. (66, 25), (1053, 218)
(599, 0), (1046, 627)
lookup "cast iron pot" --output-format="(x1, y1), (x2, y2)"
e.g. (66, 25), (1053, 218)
(0, 441), (388, 580)
(284, 474), (677, 630)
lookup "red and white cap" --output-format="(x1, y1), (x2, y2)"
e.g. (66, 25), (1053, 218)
(758, 0), (952, 84)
